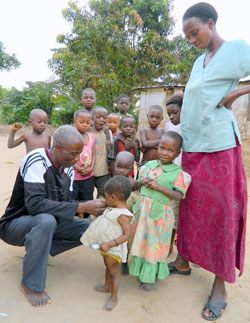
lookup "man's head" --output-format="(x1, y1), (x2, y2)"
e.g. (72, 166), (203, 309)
(51, 125), (84, 168)
(29, 109), (48, 134)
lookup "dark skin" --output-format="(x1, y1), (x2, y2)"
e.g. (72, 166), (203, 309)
(20, 137), (106, 307)
(8, 111), (51, 154)
(95, 192), (131, 311)
(140, 108), (164, 162)
(119, 118), (140, 162)
(169, 15), (250, 320)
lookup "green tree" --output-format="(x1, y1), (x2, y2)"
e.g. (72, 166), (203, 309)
(0, 41), (20, 71)
(49, 0), (200, 110)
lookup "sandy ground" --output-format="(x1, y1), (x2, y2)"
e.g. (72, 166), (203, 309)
(0, 125), (250, 323)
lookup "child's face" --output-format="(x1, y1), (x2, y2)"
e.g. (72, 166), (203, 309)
(74, 113), (91, 134)
(120, 119), (136, 138)
(107, 115), (119, 133)
(167, 104), (181, 125)
(29, 112), (48, 134)
(118, 98), (130, 114)
(81, 91), (96, 109)
(158, 136), (180, 165)
(104, 192), (117, 207)
(147, 109), (163, 129)
(114, 158), (133, 177)
(93, 109), (108, 131)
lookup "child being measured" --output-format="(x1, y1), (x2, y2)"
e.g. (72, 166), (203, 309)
(80, 175), (133, 311)
(129, 131), (191, 291)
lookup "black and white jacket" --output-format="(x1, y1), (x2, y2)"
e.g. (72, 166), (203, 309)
(0, 148), (78, 233)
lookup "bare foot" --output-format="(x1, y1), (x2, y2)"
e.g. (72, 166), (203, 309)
(20, 282), (52, 307)
(95, 285), (111, 293)
(103, 296), (118, 311)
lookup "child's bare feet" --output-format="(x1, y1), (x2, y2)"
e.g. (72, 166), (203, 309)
(20, 282), (52, 307)
(103, 296), (118, 311)
(95, 285), (111, 293)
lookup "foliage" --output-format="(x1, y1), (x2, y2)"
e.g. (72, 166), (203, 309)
(0, 41), (20, 71)
(49, 0), (200, 110)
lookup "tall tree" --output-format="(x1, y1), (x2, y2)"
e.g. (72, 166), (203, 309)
(0, 41), (20, 71)
(49, 0), (200, 109)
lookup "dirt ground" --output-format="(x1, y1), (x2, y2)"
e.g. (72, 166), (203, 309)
(0, 125), (250, 323)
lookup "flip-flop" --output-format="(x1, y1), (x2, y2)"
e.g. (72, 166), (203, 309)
(201, 300), (227, 321)
(168, 264), (191, 276)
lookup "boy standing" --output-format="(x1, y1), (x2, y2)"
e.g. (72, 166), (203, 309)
(7, 108), (51, 154)
(81, 88), (97, 113)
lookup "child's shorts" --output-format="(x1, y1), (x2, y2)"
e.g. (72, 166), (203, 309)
(100, 252), (121, 263)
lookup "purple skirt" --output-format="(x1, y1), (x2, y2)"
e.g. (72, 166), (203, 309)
(177, 143), (247, 283)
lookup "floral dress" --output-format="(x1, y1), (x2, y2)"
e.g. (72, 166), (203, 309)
(129, 160), (191, 283)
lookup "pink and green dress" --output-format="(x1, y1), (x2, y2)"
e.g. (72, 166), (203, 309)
(129, 160), (191, 283)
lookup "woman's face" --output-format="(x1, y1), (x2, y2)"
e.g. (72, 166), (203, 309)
(183, 17), (214, 50)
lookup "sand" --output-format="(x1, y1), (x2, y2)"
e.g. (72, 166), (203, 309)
(0, 126), (250, 323)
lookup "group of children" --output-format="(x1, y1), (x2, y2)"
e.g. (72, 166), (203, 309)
(7, 88), (191, 311)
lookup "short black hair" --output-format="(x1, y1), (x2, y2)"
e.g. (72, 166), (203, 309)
(92, 106), (108, 116)
(163, 131), (183, 150)
(82, 88), (96, 96)
(148, 105), (163, 115)
(120, 115), (135, 125)
(74, 109), (91, 120)
(117, 94), (130, 103)
(166, 94), (183, 108)
(104, 175), (132, 201)
(183, 2), (218, 24)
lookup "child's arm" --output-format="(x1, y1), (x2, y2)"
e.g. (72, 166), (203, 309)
(140, 128), (161, 149)
(99, 214), (130, 252)
(8, 123), (26, 149)
(48, 134), (51, 149)
(145, 178), (183, 201)
(89, 143), (96, 172)
(125, 137), (140, 162)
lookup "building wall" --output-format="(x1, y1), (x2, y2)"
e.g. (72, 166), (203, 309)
(138, 82), (250, 140)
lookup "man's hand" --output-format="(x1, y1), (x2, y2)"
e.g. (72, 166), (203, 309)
(77, 199), (106, 216)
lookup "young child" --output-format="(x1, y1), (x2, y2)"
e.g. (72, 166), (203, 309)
(107, 113), (120, 138)
(80, 175), (133, 311)
(116, 94), (132, 119)
(114, 151), (140, 275)
(72, 109), (96, 218)
(91, 107), (113, 197)
(7, 108), (51, 154)
(129, 131), (191, 291)
(113, 115), (140, 178)
(165, 94), (183, 253)
(140, 105), (165, 165)
(81, 88), (97, 113)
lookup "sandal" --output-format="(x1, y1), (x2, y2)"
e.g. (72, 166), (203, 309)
(201, 300), (227, 321)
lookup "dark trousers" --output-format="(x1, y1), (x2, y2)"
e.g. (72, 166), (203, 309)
(0, 213), (90, 292)
(72, 176), (94, 202)
(93, 174), (110, 198)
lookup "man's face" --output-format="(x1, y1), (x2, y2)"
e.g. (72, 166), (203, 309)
(55, 139), (84, 168)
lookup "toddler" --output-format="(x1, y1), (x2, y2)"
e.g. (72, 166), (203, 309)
(107, 113), (120, 138)
(8, 109), (51, 154)
(81, 175), (133, 311)
(140, 105), (165, 165)
(73, 109), (96, 217)
(129, 131), (191, 291)
(113, 115), (140, 178)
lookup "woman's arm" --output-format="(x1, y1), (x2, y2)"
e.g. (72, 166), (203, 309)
(217, 85), (250, 109)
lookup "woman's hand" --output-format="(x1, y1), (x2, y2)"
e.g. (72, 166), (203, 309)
(217, 91), (239, 109)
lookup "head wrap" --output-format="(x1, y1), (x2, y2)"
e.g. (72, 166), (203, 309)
(183, 2), (218, 24)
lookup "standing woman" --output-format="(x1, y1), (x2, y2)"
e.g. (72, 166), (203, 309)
(168, 2), (250, 321)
